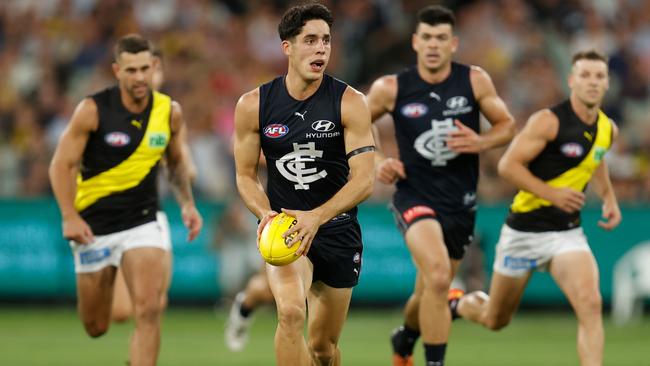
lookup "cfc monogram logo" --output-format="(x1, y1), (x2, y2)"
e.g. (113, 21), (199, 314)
(414, 118), (459, 166)
(276, 142), (328, 190)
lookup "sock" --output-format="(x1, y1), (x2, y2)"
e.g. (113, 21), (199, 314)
(239, 303), (254, 318)
(424, 343), (447, 366)
(449, 297), (461, 320)
(392, 324), (420, 357)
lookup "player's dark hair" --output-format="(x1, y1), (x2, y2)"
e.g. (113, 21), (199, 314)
(572, 49), (608, 65)
(278, 2), (333, 41)
(417, 5), (455, 30)
(114, 34), (153, 61)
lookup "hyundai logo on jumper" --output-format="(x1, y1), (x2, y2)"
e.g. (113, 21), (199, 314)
(443, 96), (473, 116)
(311, 120), (335, 132)
(307, 120), (340, 138)
(264, 124), (289, 138)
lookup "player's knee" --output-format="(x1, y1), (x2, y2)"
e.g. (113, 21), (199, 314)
(576, 290), (602, 318)
(159, 294), (169, 311)
(484, 313), (511, 331)
(276, 302), (306, 330)
(312, 350), (335, 366)
(133, 296), (164, 323)
(421, 270), (452, 295)
(309, 339), (337, 366)
(83, 319), (110, 338)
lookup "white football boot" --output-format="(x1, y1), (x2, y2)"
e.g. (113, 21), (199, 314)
(225, 292), (253, 352)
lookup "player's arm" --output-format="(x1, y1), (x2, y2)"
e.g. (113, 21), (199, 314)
(448, 66), (515, 153)
(233, 89), (275, 237)
(366, 74), (405, 183)
(590, 122), (621, 230)
(498, 109), (586, 213)
(367, 74), (397, 122)
(48, 98), (98, 244)
(283, 87), (375, 256)
(166, 101), (202, 241)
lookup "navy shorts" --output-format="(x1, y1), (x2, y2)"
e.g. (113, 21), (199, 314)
(390, 191), (475, 260)
(306, 219), (363, 288)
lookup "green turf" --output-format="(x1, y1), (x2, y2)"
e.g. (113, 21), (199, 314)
(0, 306), (647, 365)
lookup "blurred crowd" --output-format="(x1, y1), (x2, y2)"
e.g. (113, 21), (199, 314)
(1, 0), (649, 203)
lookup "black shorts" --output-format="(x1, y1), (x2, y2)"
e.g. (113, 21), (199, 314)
(390, 190), (476, 260)
(306, 219), (363, 288)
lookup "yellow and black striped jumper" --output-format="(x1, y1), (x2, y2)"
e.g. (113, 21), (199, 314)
(506, 99), (613, 232)
(75, 86), (171, 235)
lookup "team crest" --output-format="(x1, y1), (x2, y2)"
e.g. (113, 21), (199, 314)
(401, 103), (428, 118)
(414, 118), (459, 166)
(276, 142), (327, 190)
(264, 124), (289, 138)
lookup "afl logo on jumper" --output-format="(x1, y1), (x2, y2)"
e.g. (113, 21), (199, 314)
(401, 103), (428, 118)
(264, 124), (289, 138)
(104, 132), (130, 147)
(560, 143), (584, 158)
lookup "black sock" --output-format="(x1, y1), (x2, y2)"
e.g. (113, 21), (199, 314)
(239, 303), (254, 318)
(424, 343), (447, 366)
(449, 297), (461, 320)
(391, 324), (420, 357)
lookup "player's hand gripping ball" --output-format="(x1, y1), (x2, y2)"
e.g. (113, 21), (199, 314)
(258, 213), (301, 266)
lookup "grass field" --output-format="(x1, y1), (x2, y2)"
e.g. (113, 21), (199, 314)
(0, 306), (648, 365)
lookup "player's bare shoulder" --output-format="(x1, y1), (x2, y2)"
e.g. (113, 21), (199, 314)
(370, 74), (398, 95)
(69, 97), (100, 133)
(61, 97), (99, 135)
(525, 108), (560, 141)
(341, 85), (371, 128)
(343, 84), (367, 104)
(469, 65), (490, 79)
(469, 65), (496, 97)
(171, 100), (183, 117)
(170, 100), (184, 131)
(235, 88), (261, 130)
(367, 74), (398, 115)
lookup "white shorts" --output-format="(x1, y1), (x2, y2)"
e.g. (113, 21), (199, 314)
(493, 224), (591, 278)
(70, 211), (172, 273)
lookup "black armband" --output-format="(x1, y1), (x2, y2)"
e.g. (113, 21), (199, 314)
(346, 145), (376, 160)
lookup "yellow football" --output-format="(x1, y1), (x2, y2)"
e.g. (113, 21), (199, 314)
(258, 213), (301, 266)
